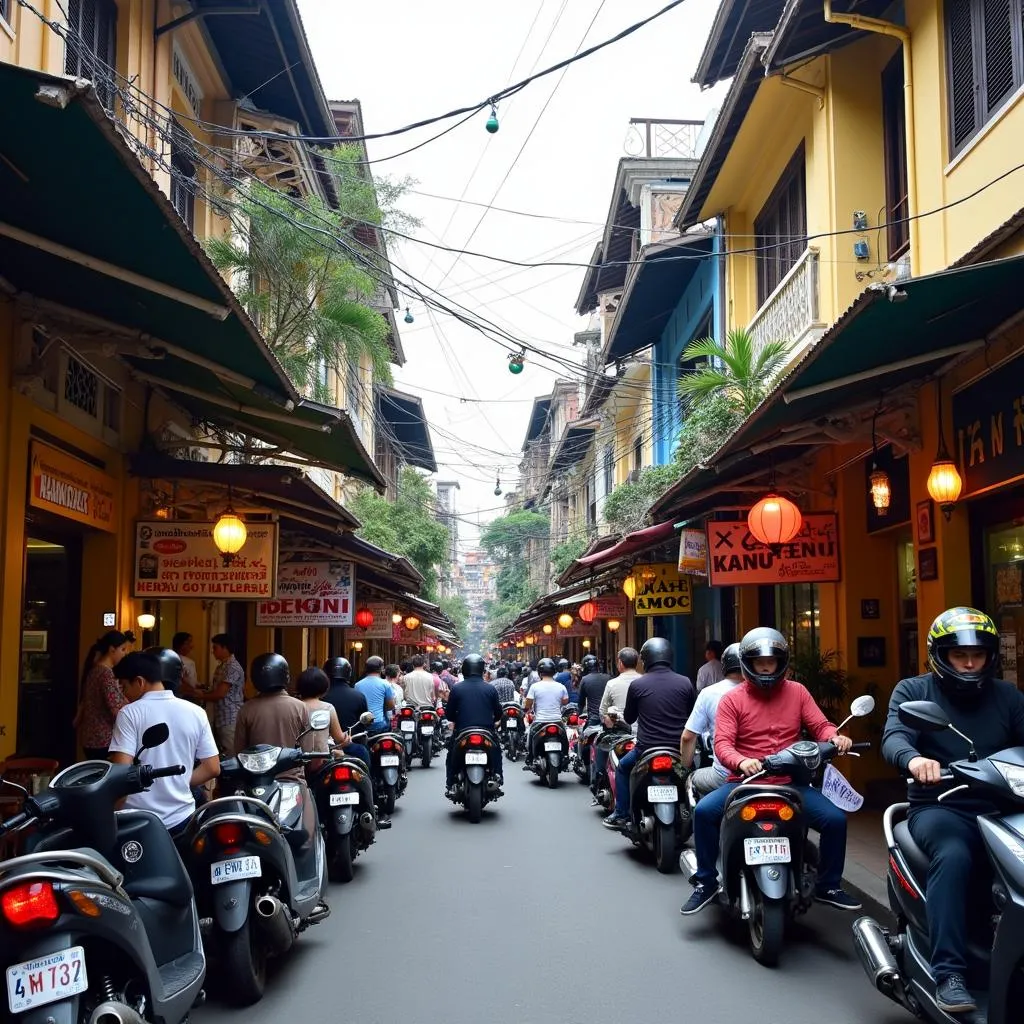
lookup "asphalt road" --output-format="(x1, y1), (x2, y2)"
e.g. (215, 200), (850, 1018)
(195, 761), (909, 1024)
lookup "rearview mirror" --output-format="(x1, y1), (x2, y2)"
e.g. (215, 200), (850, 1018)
(850, 695), (875, 717)
(141, 722), (169, 749)
(308, 709), (331, 732)
(359, 711), (375, 725)
(898, 700), (951, 733)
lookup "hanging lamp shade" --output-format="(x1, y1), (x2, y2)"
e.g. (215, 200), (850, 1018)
(557, 612), (573, 629)
(212, 509), (247, 560)
(870, 467), (891, 514)
(525, 634), (536, 644)
(747, 494), (803, 546)
(354, 608), (375, 630)
(582, 639), (592, 649)
(622, 576), (637, 601)
(578, 600), (597, 624)
(927, 458), (963, 518)
(606, 619), (621, 632)
(392, 612), (403, 624)
(542, 623), (553, 635)
(404, 615), (421, 631)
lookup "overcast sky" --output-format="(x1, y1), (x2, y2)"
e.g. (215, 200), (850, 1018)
(299, 0), (727, 549)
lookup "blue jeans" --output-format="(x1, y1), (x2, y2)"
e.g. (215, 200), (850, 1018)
(344, 743), (370, 766)
(614, 747), (638, 816)
(692, 782), (848, 891)
(368, 722), (390, 737)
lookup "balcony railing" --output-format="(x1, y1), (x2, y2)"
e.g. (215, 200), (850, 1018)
(747, 246), (827, 365)
(625, 119), (704, 159)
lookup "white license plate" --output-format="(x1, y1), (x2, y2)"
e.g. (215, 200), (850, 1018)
(506, 719), (517, 728)
(420, 726), (434, 735)
(380, 755), (400, 766)
(647, 785), (678, 802)
(400, 721), (415, 731)
(465, 752), (488, 765)
(330, 791), (359, 806)
(211, 855), (261, 884)
(744, 837), (792, 865)
(544, 741), (562, 752)
(7, 946), (88, 1014)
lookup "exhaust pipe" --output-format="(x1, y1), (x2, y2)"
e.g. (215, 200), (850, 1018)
(255, 894), (295, 955)
(679, 848), (697, 882)
(852, 917), (900, 991)
(90, 1002), (147, 1024)
(639, 815), (655, 835)
(359, 811), (376, 832)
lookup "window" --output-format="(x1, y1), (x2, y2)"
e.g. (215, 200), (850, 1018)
(0, 0), (10, 24)
(170, 120), (197, 232)
(603, 443), (614, 496)
(585, 482), (596, 530)
(946, 0), (1024, 154)
(776, 583), (820, 658)
(64, 0), (118, 110)
(754, 145), (806, 307)
(632, 436), (643, 472)
(881, 53), (910, 259)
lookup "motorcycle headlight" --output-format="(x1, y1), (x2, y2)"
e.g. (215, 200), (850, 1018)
(993, 761), (1024, 798)
(238, 747), (282, 774)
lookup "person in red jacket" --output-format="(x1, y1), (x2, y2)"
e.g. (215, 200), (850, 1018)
(679, 627), (859, 916)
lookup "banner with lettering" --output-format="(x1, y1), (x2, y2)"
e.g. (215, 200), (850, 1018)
(705, 513), (840, 586)
(593, 592), (628, 618)
(678, 528), (708, 575)
(30, 441), (118, 533)
(633, 563), (693, 617)
(343, 601), (393, 641)
(556, 620), (599, 638)
(822, 764), (864, 812)
(257, 561), (355, 626)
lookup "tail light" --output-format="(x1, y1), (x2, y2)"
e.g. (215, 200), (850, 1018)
(421, 712), (434, 721)
(624, 741), (635, 753)
(545, 725), (559, 735)
(381, 739), (395, 751)
(568, 714), (579, 726)
(739, 800), (794, 822)
(401, 708), (414, 718)
(506, 709), (518, 718)
(333, 766), (352, 782)
(469, 734), (483, 746)
(213, 822), (246, 847)
(2, 882), (60, 928)
(650, 755), (674, 772)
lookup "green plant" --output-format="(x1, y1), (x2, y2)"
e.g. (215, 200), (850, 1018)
(480, 510), (549, 641)
(550, 532), (588, 576)
(789, 646), (849, 720)
(602, 464), (684, 535)
(673, 392), (743, 475)
(438, 593), (469, 640)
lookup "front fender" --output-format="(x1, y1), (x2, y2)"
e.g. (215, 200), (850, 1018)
(333, 806), (356, 835)
(213, 878), (253, 934)
(750, 864), (790, 901)
(653, 801), (677, 826)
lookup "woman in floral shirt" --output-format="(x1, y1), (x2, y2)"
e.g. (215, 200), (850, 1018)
(76, 630), (130, 758)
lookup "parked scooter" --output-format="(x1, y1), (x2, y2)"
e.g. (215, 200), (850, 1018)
(851, 699), (1024, 1024)
(526, 720), (570, 788)
(0, 724), (205, 1024)
(681, 695), (873, 966)
(446, 729), (503, 823)
(184, 710), (332, 1004)
(500, 701), (525, 761)
(617, 747), (691, 872)
(367, 731), (408, 814)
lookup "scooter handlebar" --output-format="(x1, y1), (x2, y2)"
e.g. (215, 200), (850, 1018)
(905, 770), (955, 785)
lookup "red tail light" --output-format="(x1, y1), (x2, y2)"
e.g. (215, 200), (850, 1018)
(568, 714), (579, 726)
(469, 734), (483, 746)
(546, 725), (559, 735)
(333, 766), (352, 782)
(421, 712), (434, 721)
(625, 741), (635, 752)
(401, 708), (414, 717)
(381, 739), (394, 751)
(651, 755), (674, 772)
(739, 800), (794, 822)
(213, 822), (246, 847)
(2, 882), (60, 928)
(506, 709), (518, 717)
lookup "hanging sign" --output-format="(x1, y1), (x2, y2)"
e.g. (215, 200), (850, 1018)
(556, 620), (599, 638)
(343, 601), (393, 641)
(593, 592), (628, 618)
(705, 513), (840, 586)
(678, 528), (708, 575)
(257, 561), (355, 626)
(633, 563), (693, 617)
(822, 764), (864, 812)
(30, 441), (118, 533)
(134, 521), (277, 598)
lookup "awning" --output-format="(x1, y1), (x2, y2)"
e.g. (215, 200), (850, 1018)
(692, 0), (784, 87)
(549, 419), (599, 475)
(651, 255), (1024, 519)
(523, 395), (553, 449)
(375, 386), (437, 472)
(577, 520), (676, 568)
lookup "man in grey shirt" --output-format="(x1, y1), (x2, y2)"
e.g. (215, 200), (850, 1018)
(592, 647), (641, 797)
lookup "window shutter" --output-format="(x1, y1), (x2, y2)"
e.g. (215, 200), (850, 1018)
(983, 0), (1016, 114)
(948, 0), (978, 148)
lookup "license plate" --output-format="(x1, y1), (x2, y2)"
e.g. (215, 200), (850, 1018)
(544, 741), (562, 752)
(647, 785), (678, 802)
(380, 755), (400, 766)
(465, 752), (487, 765)
(744, 837), (792, 865)
(211, 855), (261, 884)
(506, 719), (517, 728)
(420, 726), (434, 735)
(7, 946), (88, 1013)
(330, 791), (359, 806)
(400, 721), (415, 732)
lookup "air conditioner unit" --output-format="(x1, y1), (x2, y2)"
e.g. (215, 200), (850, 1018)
(626, 468), (642, 484)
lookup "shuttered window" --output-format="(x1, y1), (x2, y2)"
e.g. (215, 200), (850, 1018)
(64, 0), (118, 111)
(946, 0), (1024, 155)
(882, 53), (910, 259)
(754, 145), (807, 308)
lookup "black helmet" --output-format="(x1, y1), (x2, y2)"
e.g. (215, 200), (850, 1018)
(721, 643), (742, 678)
(640, 636), (673, 669)
(251, 652), (289, 693)
(557, 658), (570, 671)
(461, 653), (485, 678)
(581, 654), (598, 673)
(144, 646), (183, 691)
(738, 628), (789, 690)
(927, 607), (999, 699)
(431, 660), (443, 673)
(323, 657), (352, 684)
(537, 657), (556, 677)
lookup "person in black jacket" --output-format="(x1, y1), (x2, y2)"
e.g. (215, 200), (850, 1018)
(882, 607), (1024, 1015)
(577, 654), (610, 727)
(445, 653), (503, 797)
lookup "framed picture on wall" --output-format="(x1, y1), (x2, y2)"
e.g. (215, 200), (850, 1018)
(918, 546), (939, 582)
(857, 636), (887, 668)
(860, 599), (880, 620)
(916, 499), (935, 545)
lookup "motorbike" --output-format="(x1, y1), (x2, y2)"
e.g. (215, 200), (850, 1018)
(500, 702), (525, 761)
(564, 705), (585, 781)
(851, 699), (1024, 1024)
(367, 731), (407, 815)
(681, 695), (874, 966)
(446, 729), (503, 823)
(527, 720), (569, 789)
(0, 723), (205, 1024)
(435, 705), (452, 750)
(594, 714), (634, 811)
(616, 748), (692, 873)
(184, 710), (332, 1004)
(396, 705), (419, 765)
(415, 706), (437, 768)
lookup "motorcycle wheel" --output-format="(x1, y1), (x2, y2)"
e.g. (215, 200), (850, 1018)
(654, 821), (678, 874)
(467, 783), (483, 823)
(221, 915), (267, 1006)
(749, 887), (785, 967)
(330, 832), (355, 884)
(381, 784), (396, 815)
(421, 743), (432, 769)
(546, 763), (559, 789)
(506, 740), (518, 762)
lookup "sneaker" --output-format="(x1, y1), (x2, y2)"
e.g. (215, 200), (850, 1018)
(814, 886), (862, 911)
(602, 813), (628, 830)
(522, 762), (533, 772)
(936, 975), (976, 1014)
(377, 816), (392, 830)
(680, 882), (720, 916)
(590, 796), (601, 807)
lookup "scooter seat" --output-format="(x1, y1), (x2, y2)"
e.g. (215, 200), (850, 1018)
(124, 874), (194, 907)
(893, 820), (930, 889)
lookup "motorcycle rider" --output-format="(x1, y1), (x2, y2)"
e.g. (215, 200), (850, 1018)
(445, 653), (503, 797)
(322, 657), (369, 733)
(523, 657), (569, 767)
(491, 664), (518, 704)
(355, 655), (396, 735)
(882, 607), (1024, 1015)
(680, 627), (858, 916)
(592, 648), (641, 798)
(679, 643), (744, 798)
(603, 637), (694, 830)
(577, 654), (609, 727)
(403, 653), (436, 708)
(554, 658), (572, 689)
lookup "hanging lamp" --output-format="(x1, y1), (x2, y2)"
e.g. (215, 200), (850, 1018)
(926, 378), (962, 520)
(869, 407), (891, 515)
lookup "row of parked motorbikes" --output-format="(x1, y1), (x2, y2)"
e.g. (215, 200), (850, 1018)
(0, 699), (455, 1022)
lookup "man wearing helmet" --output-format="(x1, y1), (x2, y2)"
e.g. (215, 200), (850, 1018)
(577, 654), (610, 729)
(234, 654), (311, 779)
(603, 637), (695, 830)
(680, 627), (857, 916)
(524, 657), (569, 766)
(445, 653), (503, 797)
(679, 642), (744, 798)
(882, 607), (1024, 1014)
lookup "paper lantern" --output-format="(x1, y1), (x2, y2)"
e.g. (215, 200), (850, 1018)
(747, 494), (803, 546)
(558, 612), (573, 629)
(355, 608), (375, 630)
(137, 612), (156, 630)
(927, 459), (962, 520)
(542, 623), (553, 635)
(212, 510), (247, 561)
(582, 639), (591, 649)
(525, 634), (536, 644)
(606, 619), (621, 632)
(392, 612), (403, 624)
(352, 641), (363, 652)
(578, 600), (597, 624)
(869, 467), (891, 515)
(404, 615), (421, 631)
(622, 576), (637, 601)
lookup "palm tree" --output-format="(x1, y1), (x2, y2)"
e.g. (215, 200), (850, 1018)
(677, 328), (789, 417)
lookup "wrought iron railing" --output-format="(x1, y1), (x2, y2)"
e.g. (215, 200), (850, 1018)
(624, 119), (705, 159)
(747, 246), (827, 364)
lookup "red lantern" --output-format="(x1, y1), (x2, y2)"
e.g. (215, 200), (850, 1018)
(578, 600), (597, 624)
(747, 494), (803, 546)
(354, 607), (374, 630)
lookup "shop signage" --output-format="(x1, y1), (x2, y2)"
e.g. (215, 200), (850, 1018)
(134, 520), (277, 598)
(633, 563), (693, 617)
(556, 620), (598, 638)
(678, 529), (708, 575)
(30, 441), (118, 533)
(593, 592), (628, 618)
(257, 561), (355, 626)
(392, 623), (422, 644)
(706, 513), (840, 586)
(953, 356), (1024, 496)
(172, 42), (203, 115)
(343, 601), (393, 641)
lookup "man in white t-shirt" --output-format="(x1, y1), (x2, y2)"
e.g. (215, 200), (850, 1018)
(524, 658), (568, 765)
(110, 649), (220, 837)
(403, 653), (437, 707)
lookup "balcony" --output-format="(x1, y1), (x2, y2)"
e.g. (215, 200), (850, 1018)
(747, 246), (827, 365)
(625, 119), (704, 159)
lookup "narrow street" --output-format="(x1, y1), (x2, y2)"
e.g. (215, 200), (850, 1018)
(196, 764), (906, 1024)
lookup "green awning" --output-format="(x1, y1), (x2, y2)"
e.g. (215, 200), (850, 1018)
(0, 62), (382, 488)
